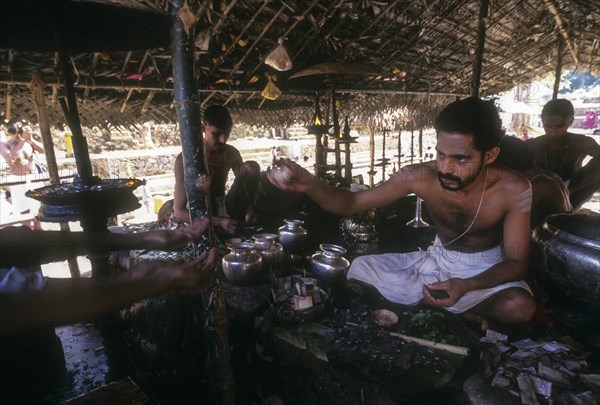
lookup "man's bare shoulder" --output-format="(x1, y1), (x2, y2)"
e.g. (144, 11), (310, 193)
(493, 165), (531, 212)
(392, 161), (436, 184)
(224, 144), (243, 164)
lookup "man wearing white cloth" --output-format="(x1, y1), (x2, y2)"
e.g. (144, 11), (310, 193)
(268, 97), (536, 326)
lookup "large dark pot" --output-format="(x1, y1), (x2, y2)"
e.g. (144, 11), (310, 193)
(532, 212), (600, 312)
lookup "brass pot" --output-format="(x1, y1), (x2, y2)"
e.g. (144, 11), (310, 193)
(310, 244), (350, 285)
(222, 241), (263, 286)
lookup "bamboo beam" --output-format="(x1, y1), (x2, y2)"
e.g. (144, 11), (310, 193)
(0, 73), (466, 97)
(148, 54), (165, 89)
(543, 0), (579, 66)
(83, 52), (99, 100)
(207, 1), (268, 78)
(242, 0), (321, 87)
(471, 0), (490, 98)
(209, 0), (238, 39)
(225, 4), (287, 82)
(292, 0), (348, 69)
(141, 90), (157, 115)
(121, 51), (150, 113)
(119, 51), (133, 78)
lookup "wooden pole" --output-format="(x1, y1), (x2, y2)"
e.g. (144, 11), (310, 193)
(331, 82), (342, 179)
(381, 129), (387, 183)
(58, 52), (94, 180)
(169, 1), (234, 403)
(471, 0), (489, 98)
(397, 128), (402, 166)
(410, 125), (415, 164)
(30, 74), (80, 278)
(418, 128), (423, 161)
(553, 35), (564, 100)
(368, 126), (375, 187)
(5, 84), (12, 120)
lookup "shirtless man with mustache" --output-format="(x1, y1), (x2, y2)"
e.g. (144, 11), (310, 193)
(268, 97), (536, 327)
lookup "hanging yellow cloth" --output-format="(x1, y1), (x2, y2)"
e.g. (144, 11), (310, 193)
(261, 74), (281, 100)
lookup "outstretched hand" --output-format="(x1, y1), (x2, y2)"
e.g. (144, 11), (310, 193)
(266, 158), (315, 193)
(130, 247), (218, 294)
(143, 217), (211, 250)
(421, 278), (468, 308)
(211, 216), (238, 234)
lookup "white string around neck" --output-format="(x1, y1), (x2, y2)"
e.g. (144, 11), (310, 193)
(442, 166), (489, 247)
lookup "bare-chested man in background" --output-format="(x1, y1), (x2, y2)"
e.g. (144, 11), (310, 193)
(268, 97), (536, 327)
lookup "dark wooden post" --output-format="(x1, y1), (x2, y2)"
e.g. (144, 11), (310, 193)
(418, 128), (423, 161)
(397, 128), (402, 167)
(30, 74), (80, 278)
(368, 127), (376, 187)
(169, 1), (234, 403)
(471, 0), (489, 98)
(331, 84), (342, 178)
(58, 52), (94, 181)
(553, 35), (564, 100)
(381, 129), (387, 183)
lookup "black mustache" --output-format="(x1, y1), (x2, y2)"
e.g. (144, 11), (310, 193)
(437, 172), (461, 182)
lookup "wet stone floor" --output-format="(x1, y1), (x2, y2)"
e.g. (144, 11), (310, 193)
(46, 323), (109, 403)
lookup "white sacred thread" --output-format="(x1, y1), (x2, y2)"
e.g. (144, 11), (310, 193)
(442, 166), (489, 247)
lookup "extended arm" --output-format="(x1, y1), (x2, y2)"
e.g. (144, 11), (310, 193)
(20, 130), (45, 154)
(0, 218), (211, 267)
(267, 159), (412, 216)
(0, 248), (217, 335)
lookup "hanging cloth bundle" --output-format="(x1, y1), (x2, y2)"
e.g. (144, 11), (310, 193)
(265, 38), (292, 71)
(261, 73), (282, 100)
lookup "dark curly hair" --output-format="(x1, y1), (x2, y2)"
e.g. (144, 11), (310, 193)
(203, 105), (233, 133)
(434, 97), (504, 151)
(541, 99), (574, 119)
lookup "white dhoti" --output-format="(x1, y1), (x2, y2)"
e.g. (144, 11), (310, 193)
(347, 237), (532, 314)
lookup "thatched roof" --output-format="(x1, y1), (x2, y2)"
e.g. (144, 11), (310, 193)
(1, 0), (598, 130)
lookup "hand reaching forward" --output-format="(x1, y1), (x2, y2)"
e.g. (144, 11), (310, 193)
(142, 217), (211, 250)
(129, 247), (219, 294)
(266, 158), (315, 193)
(211, 216), (237, 234)
(421, 278), (468, 308)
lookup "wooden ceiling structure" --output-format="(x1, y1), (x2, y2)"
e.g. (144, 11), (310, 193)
(0, 0), (598, 131)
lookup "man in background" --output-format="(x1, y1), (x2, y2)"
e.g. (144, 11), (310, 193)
(526, 99), (600, 209)
(497, 136), (572, 228)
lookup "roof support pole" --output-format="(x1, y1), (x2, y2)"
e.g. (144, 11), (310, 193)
(553, 34), (564, 100)
(5, 85), (12, 120)
(30, 74), (80, 279)
(397, 128), (402, 166)
(331, 82), (342, 179)
(368, 126), (376, 187)
(471, 0), (489, 98)
(58, 51), (94, 180)
(169, 1), (234, 404)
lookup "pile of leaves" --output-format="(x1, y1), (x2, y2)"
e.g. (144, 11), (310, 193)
(397, 309), (476, 347)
